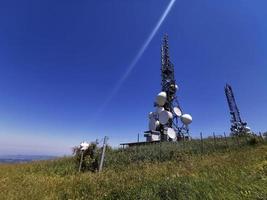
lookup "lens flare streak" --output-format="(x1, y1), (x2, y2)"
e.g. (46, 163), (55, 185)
(98, 0), (176, 113)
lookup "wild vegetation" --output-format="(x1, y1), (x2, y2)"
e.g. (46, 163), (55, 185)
(77, 134), (264, 170)
(73, 142), (100, 172)
(0, 136), (266, 200)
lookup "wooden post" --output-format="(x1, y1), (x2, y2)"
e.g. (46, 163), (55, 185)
(200, 132), (204, 153)
(236, 135), (240, 147)
(223, 132), (228, 147)
(99, 136), (108, 172)
(213, 132), (216, 147)
(78, 151), (84, 173)
(259, 132), (264, 142)
(159, 140), (162, 161)
(182, 136), (185, 150)
(136, 133), (140, 156)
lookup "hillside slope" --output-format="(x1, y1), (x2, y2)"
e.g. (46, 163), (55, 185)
(0, 144), (267, 200)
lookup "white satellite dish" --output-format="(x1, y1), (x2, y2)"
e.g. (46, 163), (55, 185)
(181, 114), (192, 125)
(149, 118), (160, 131)
(148, 112), (154, 119)
(151, 134), (160, 141)
(167, 127), (176, 139)
(245, 126), (251, 132)
(156, 106), (164, 113)
(173, 107), (182, 117)
(171, 84), (179, 92)
(80, 141), (89, 151)
(159, 110), (173, 125)
(156, 91), (167, 106)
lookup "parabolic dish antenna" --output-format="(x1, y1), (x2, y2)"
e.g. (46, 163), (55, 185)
(159, 110), (173, 125)
(149, 118), (160, 131)
(245, 126), (251, 132)
(148, 112), (154, 119)
(167, 127), (176, 139)
(156, 91), (167, 106)
(170, 84), (179, 92)
(173, 107), (182, 117)
(156, 106), (164, 113)
(181, 114), (192, 125)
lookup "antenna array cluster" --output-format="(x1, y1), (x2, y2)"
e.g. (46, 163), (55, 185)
(145, 35), (192, 142)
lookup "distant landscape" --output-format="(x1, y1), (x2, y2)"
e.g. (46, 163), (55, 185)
(0, 155), (57, 164)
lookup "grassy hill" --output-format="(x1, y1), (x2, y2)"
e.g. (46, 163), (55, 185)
(0, 142), (267, 199)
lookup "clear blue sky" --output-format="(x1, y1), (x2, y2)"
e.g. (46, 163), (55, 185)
(0, 0), (266, 155)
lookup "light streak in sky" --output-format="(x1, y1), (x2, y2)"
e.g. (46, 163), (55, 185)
(98, 0), (176, 113)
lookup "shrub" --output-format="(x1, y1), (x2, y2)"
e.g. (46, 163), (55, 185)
(247, 136), (260, 146)
(73, 142), (100, 172)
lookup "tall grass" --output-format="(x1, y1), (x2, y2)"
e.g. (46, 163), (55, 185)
(0, 137), (266, 199)
(104, 135), (263, 169)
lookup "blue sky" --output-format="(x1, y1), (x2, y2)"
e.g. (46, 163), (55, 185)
(0, 0), (266, 155)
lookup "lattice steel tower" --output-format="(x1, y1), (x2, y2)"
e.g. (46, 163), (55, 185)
(224, 84), (250, 135)
(144, 35), (191, 142)
(160, 35), (189, 138)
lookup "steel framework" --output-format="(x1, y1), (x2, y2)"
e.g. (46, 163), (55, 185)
(146, 34), (190, 141)
(224, 84), (249, 135)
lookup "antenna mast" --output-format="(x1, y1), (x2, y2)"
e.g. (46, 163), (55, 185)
(224, 84), (251, 135)
(145, 34), (192, 142)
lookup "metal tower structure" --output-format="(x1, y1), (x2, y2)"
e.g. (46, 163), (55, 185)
(160, 35), (189, 139)
(160, 35), (175, 111)
(224, 84), (250, 135)
(145, 35), (192, 142)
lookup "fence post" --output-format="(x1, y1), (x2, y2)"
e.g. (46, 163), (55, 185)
(259, 132), (264, 142)
(223, 132), (228, 147)
(183, 137), (185, 150)
(236, 135), (240, 147)
(78, 151), (84, 172)
(213, 132), (216, 147)
(159, 140), (162, 161)
(137, 133), (140, 156)
(99, 136), (108, 172)
(200, 132), (204, 153)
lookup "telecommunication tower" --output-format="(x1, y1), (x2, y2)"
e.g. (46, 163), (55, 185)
(145, 35), (192, 142)
(224, 84), (251, 135)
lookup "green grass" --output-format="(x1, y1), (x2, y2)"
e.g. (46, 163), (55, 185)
(0, 141), (267, 199)
(104, 136), (260, 169)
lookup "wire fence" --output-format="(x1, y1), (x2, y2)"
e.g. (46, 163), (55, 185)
(102, 132), (266, 170)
